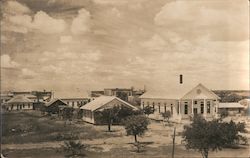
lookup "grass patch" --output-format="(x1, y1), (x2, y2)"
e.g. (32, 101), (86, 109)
(2, 112), (119, 144)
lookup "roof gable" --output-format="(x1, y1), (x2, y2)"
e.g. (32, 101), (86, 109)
(7, 95), (33, 103)
(181, 83), (220, 100)
(45, 98), (67, 107)
(80, 96), (137, 111)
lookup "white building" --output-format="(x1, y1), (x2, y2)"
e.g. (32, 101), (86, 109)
(4, 95), (34, 111)
(139, 83), (220, 120)
(61, 98), (89, 109)
(80, 96), (137, 124)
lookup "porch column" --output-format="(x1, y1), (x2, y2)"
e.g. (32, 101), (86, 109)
(178, 100), (181, 115)
(204, 99), (207, 117)
(191, 99), (194, 115)
(215, 99), (218, 117)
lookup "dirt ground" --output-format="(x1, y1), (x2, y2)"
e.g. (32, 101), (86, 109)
(2, 112), (250, 158)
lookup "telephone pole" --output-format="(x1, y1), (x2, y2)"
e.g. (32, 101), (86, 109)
(172, 127), (176, 158)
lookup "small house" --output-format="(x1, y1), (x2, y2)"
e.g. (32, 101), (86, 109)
(218, 102), (245, 116)
(44, 98), (68, 114)
(4, 95), (33, 111)
(80, 96), (137, 124)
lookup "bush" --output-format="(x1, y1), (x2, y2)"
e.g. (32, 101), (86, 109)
(62, 140), (87, 157)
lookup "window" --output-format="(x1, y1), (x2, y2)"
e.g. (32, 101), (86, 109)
(72, 102), (75, 106)
(28, 104), (30, 108)
(207, 101), (210, 114)
(194, 101), (197, 104)
(152, 102), (155, 110)
(164, 106), (167, 113)
(171, 105), (173, 114)
(158, 105), (160, 113)
(184, 103), (188, 114)
(201, 101), (204, 114)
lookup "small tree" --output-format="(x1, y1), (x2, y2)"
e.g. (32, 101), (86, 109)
(143, 106), (154, 116)
(62, 140), (87, 157)
(161, 111), (171, 123)
(62, 108), (74, 124)
(99, 106), (120, 132)
(182, 115), (247, 158)
(123, 115), (150, 142)
(220, 109), (229, 119)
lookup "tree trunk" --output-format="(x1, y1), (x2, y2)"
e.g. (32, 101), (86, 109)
(134, 134), (137, 142)
(108, 123), (111, 132)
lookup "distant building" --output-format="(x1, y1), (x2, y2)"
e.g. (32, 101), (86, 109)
(90, 87), (145, 103)
(218, 102), (245, 116)
(139, 83), (220, 120)
(80, 96), (137, 124)
(90, 91), (104, 97)
(44, 98), (68, 114)
(3, 95), (34, 111)
(0, 92), (13, 104)
(61, 98), (89, 109)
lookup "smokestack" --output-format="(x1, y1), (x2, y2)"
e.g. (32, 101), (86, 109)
(180, 74), (183, 84)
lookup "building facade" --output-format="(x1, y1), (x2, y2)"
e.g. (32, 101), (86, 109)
(61, 98), (89, 109)
(140, 83), (220, 120)
(3, 95), (34, 111)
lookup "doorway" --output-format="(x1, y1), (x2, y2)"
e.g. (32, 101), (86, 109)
(194, 108), (198, 115)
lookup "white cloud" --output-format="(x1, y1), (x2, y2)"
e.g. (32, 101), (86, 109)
(111, 8), (121, 18)
(4, 1), (31, 15)
(60, 35), (73, 43)
(32, 11), (66, 34)
(80, 50), (101, 61)
(1, 54), (19, 68)
(140, 34), (167, 51)
(21, 68), (38, 79)
(154, 0), (249, 41)
(5, 10), (66, 34)
(71, 8), (91, 34)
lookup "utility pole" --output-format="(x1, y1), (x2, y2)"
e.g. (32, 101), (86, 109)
(172, 127), (176, 158)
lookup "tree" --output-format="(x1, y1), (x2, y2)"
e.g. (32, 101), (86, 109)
(62, 108), (74, 124)
(143, 106), (154, 116)
(219, 109), (229, 119)
(161, 111), (171, 123)
(182, 115), (247, 158)
(123, 115), (150, 142)
(98, 106), (121, 132)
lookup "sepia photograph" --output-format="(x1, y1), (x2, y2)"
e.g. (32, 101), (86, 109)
(0, 0), (249, 157)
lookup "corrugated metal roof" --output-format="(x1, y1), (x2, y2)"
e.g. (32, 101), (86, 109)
(219, 103), (245, 109)
(7, 95), (33, 103)
(80, 96), (137, 111)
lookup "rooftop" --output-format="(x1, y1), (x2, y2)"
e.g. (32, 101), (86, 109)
(81, 96), (137, 111)
(218, 102), (245, 109)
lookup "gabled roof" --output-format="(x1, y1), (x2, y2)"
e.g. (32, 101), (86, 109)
(181, 83), (220, 100)
(139, 83), (194, 100)
(80, 96), (137, 111)
(7, 95), (33, 103)
(139, 83), (220, 100)
(219, 102), (245, 109)
(45, 98), (67, 107)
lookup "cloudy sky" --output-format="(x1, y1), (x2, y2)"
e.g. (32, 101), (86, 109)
(1, 0), (249, 97)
